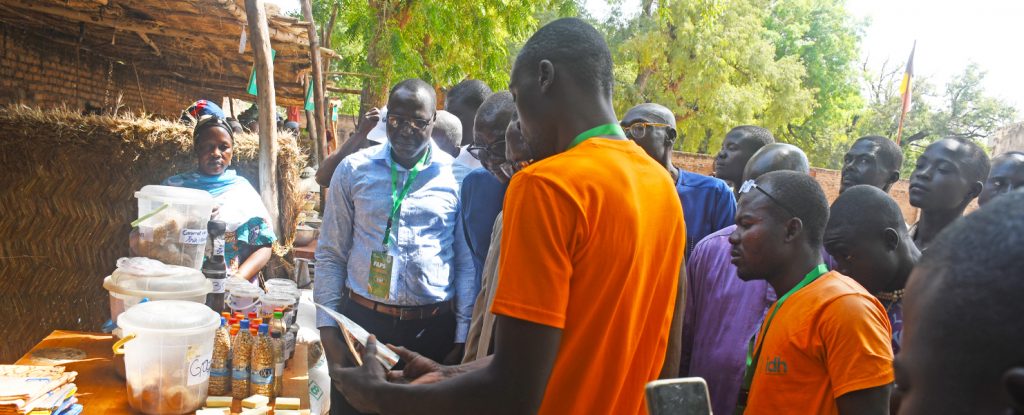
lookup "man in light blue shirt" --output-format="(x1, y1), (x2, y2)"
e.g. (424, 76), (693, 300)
(315, 79), (475, 415)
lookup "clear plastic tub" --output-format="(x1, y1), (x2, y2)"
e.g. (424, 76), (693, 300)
(259, 291), (294, 319)
(104, 257), (213, 323)
(115, 300), (220, 415)
(132, 185), (215, 269)
(226, 279), (264, 315)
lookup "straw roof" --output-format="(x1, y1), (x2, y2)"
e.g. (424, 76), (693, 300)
(0, 0), (335, 107)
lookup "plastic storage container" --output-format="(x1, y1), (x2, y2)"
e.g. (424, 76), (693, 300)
(114, 300), (220, 415)
(104, 257), (213, 323)
(131, 185), (215, 269)
(226, 279), (264, 316)
(259, 291), (294, 320)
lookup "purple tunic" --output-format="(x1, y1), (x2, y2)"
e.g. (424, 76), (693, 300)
(681, 225), (837, 415)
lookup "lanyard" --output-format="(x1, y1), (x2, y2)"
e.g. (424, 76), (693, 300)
(381, 147), (431, 247)
(567, 123), (626, 150)
(735, 263), (828, 414)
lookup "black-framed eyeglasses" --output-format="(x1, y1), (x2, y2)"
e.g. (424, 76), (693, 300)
(467, 140), (507, 161)
(739, 180), (798, 218)
(386, 113), (434, 130)
(622, 122), (672, 139)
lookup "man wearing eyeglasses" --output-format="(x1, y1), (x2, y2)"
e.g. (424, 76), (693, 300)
(454, 91), (515, 363)
(730, 171), (892, 415)
(315, 78), (475, 415)
(681, 143), (811, 415)
(621, 103), (736, 257)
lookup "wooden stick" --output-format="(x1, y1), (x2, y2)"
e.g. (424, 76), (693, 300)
(326, 71), (379, 79)
(299, 0), (327, 165)
(135, 32), (161, 56)
(245, 0), (281, 236)
(326, 86), (362, 95)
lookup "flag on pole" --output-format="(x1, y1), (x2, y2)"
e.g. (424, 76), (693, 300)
(304, 80), (316, 111)
(896, 41), (916, 145)
(247, 49), (277, 96)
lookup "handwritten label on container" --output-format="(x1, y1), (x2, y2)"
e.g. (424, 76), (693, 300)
(180, 229), (208, 245)
(186, 346), (212, 386)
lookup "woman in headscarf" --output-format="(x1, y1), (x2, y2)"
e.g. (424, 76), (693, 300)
(164, 112), (277, 283)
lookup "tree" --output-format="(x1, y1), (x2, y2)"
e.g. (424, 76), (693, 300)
(766, 0), (865, 168)
(607, 0), (815, 155)
(314, 0), (578, 119)
(855, 62), (1018, 174)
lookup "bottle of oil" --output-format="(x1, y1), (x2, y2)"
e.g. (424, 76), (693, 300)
(231, 319), (254, 399)
(250, 323), (275, 397)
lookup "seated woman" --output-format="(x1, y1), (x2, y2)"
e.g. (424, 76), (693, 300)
(164, 113), (276, 284)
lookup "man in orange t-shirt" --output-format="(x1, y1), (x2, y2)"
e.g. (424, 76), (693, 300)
(333, 18), (687, 415)
(730, 171), (893, 415)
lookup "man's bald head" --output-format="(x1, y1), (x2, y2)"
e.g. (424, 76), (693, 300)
(742, 143), (810, 182)
(431, 110), (463, 157)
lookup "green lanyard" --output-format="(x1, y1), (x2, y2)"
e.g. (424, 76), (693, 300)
(381, 147), (431, 248)
(567, 123), (626, 150)
(735, 263), (828, 414)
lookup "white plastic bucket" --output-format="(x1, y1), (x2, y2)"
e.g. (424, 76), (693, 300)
(226, 280), (263, 315)
(115, 301), (220, 415)
(104, 257), (212, 323)
(133, 185), (215, 269)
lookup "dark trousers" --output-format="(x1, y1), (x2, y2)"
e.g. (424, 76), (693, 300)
(329, 299), (456, 415)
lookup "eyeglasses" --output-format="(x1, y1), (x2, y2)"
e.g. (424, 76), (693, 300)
(739, 180), (798, 218)
(499, 159), (534, 179)
(386, 113), (434, 130)
(467, 140), (507, 161)
(622, 122), (672, 139)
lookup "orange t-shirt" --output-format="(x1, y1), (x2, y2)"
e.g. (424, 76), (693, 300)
(491, 138), (686, 415)
(745, 271), (894, 415)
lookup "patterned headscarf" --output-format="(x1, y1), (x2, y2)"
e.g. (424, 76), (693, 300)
(180, 100), (226, 126)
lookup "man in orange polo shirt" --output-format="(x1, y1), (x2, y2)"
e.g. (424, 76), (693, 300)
(730, 170), (893, 415)
(332, 17), (687, 415)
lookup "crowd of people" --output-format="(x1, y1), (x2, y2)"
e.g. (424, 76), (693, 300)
(302, 17), (1024, 415)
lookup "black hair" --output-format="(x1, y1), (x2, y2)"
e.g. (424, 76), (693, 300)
(915, 190), (1024, 390)
(192, 116), (234, 149)
(992, 150), (1024, 163)
(727, 125), (776, 147)
(827, 185), (908, 239)
(514, 17), (614, 94)
(389, 78), (437, 107)
(757, 170), (830, 246)
(446, 79), (493, 109)
(474, 91), (515, 128)
(855, 135), (903, 173)
(937, 137), (991, 184)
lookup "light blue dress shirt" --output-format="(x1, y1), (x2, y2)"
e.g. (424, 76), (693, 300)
(314, 142), (477, 342)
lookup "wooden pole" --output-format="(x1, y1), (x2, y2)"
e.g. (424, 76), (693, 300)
(299, 0), (327, 166)
(245, 0), (280, 236)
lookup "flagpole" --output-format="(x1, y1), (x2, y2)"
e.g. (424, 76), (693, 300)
(896, 107), (907, 145)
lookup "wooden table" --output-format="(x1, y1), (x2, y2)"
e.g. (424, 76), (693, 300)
(16, 330), (310, 414)
(292, 240), (317, 261)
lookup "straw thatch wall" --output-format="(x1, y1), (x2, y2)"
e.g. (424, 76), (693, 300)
(0, 105), (306, 362)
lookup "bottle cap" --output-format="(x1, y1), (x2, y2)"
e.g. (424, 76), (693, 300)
(230, 326), (238, 336)
(248, 312), (257, 319)
(220, 317), (227, 327)
(273, 311), (283, 319)
(240, 320), (250, 329)
(253, 318), (263, 327)
(274, 307), (283, 313)
(208, 219), (226, 235)
(258, 324), (269, 334)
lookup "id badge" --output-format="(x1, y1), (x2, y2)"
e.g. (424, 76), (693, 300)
(368, 249), (394, 299)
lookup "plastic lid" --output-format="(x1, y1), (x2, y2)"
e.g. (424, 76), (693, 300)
(135, 185), (214, 207)
(274, 307), (283, 312)
(116, 300), (219, 335)
(240, 320), (250, 329)
(207, 220), (226, 235)
(104, 257), (212, 299)
(258, 324), (268, 334)
(261, 291), (294, 306)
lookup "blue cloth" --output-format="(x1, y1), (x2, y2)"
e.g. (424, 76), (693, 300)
(164, 169), (245, 197)
(459, 168), (507, 285)
(315, 142), (476, 341)
(180, 99), (225, 124)
(676, 170), (737, 257)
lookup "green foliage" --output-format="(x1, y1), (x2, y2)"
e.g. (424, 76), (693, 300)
(855, 62), (1017, 175)
(313, 0), (578, 116)
(607, 0), (816, 156)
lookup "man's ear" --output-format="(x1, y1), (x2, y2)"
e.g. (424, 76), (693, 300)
(1001, 367), (1024, 412)
(883, 228), (900, 251)
(884, 170), (901, 192)
(958, 179), (983, 204)
(666, 128), (678, 147)
(784, 217), (805, 243)
(538, 60), (555, 94)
